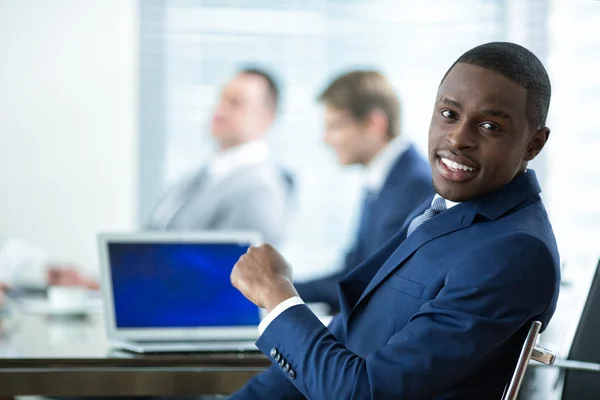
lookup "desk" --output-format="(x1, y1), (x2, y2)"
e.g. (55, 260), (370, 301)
(0, 310), (269, 396)
(0, 280), (583, 398)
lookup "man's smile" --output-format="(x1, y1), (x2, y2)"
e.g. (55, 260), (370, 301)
(435, 151), (480, 183)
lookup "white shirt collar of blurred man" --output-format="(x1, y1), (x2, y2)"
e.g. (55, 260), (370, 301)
(208, 140), (270, 181)
(364, 135), (410, 194)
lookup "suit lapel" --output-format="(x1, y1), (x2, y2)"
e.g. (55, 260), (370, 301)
(352, 203), (477, 311)
(373, 145), (415, 206)
(170, 164), (264, 228)
(360, 146), (421, 253)
(163, 168), (211, 228)
(337, 228), (406, 320)
(339, 147), (420, 311)
(337, 198), (431, 317)
(345, 170), (543, 317)
(147, 168), (208, 229)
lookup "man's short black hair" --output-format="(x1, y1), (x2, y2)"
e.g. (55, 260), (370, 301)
(443, 42), (551, 129)
(240, 67), (280, 111)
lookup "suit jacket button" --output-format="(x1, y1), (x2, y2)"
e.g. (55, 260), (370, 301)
(274, 353), (282, 363)
(288, 369), (296, 380)
(283, 362), (290, 373)
(269, 348), (278, 358)
(279, 358), (286, 367)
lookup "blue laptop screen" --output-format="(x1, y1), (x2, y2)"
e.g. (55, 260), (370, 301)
(108, 242), (260, 328)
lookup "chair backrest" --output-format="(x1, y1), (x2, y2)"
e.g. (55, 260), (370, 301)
(559, 259), (600, 399)
(502, 321), (543, 400)
(279, 168), (295, 196)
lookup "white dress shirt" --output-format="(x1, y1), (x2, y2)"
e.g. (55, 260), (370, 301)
(364, 136), (410, 195)
(0, 238), (47, 286)
(433, 194), (460, 210)
(258, 296), (305, 335)
(207, 140), (270, 184)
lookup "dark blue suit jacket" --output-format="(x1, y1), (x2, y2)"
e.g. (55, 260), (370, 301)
(231, 170), (561, 400)
(295, 144), (433, 312)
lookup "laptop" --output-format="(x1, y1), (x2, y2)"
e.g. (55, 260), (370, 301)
(98, 231), (263, 353)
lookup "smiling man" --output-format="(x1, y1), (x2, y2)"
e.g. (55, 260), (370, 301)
(229, 42), (560, 400)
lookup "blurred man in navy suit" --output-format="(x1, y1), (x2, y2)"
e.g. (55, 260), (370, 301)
(230, 42), (560, 399)
(295, 70), (433, 313)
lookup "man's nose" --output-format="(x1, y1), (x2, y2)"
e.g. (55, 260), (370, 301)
(446, 121), (477, 151)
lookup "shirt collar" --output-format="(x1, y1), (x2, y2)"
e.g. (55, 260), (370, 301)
(433, 194), (460, 210)
(208, 140), (270, 180)
(432, 170), (531, 212)
(364, 136), (410, 193)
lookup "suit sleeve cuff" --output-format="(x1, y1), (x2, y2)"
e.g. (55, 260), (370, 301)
(258, 296), (304, 335)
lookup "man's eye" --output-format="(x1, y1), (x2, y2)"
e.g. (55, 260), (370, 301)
(480, 122), (500, 131)
(441, 110), (457, 119)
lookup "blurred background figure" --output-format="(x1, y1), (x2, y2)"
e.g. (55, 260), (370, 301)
(294, 70), (433, 313)
(0, 68), (292, 291)
(0, 238), (97, 304)
(146, 67), (292, 245)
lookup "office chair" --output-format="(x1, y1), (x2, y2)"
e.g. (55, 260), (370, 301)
(502, 320), (556, 400)
(551, 259), (600, 399)
(279, 169), (295, 196)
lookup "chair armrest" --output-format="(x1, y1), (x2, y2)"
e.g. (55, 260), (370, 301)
(530, 359), (600, 372)
(532, 346), (555, 365)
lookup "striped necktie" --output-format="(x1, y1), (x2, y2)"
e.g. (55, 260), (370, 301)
(406, 196), (447, 236)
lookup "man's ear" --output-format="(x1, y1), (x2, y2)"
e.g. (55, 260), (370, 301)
(524, 127), (550, 161)
(364, 108), (389, 140)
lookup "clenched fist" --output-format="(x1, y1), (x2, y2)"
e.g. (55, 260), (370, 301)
(231, 244), (298, 312)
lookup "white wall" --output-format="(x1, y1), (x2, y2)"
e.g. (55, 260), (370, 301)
(546, 0), (600, 282)
(0, 0), (138, 278)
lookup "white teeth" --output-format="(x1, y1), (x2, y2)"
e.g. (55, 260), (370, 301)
(441, 157), (475, 172)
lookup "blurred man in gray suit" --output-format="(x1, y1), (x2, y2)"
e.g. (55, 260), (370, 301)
(146, 68), (291, 245)
(44, 68), (291, 288)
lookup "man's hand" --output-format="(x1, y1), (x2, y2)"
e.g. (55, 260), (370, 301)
(231, 244), (298, 313)
(47, 266), (100, 290)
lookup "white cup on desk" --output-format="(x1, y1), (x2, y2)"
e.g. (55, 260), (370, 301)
(47, 286), (88, 313)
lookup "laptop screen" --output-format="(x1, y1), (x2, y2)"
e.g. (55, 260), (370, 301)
(107, 242), (260, 328)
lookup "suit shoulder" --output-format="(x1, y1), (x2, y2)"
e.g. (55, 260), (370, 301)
(232, 162), (287, 186)
(387, 149), (432, 190)
(403, 145), (431, 172)
(383, 154), (433, 213)
(220, 163), (289, 201)
(467, 196), (553, 252)
(164, 168), (206, 193)
(449, 230), (560, 299)
(460, 228), (559, 284)
(490, 198), (557, 252)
